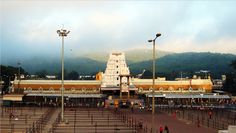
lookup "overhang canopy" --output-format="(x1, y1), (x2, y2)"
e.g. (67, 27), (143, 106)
(3, 94), (24, 101)
(146, 94), (230, 99)
(26, 93), (106, 98)
(101, 87), (120, 91)
(101, 87), (138, 91)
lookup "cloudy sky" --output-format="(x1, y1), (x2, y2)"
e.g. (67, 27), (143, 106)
(1, 0), (236, 62)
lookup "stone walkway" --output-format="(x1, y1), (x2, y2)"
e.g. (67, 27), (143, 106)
(120, 109), (217, 133)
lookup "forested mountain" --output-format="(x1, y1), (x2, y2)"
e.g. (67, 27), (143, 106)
(130, 52), (236, 78)
(4, 57), (106, 75)
(1, 51), (235, 79)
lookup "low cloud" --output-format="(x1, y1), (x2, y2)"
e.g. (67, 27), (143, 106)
(1, 0), (236, 63)
(160, 37), (236, 54)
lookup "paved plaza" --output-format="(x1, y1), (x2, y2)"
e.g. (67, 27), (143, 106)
(0, 101), (235, 133)
(119, 108), (217, 133)
(0, 106), (138, 133)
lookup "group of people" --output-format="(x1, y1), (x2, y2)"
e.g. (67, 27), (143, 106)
(137, 118), (169, 133)
(9, 112), (15, 119)
(9, 112), (18, 120)
(159, 125), (169, 133)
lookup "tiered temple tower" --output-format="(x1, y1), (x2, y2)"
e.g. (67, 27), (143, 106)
(102, 52), (130, 87)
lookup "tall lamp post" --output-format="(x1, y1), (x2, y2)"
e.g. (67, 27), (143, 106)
(17, 62), (21, 93)
(57, 28), (70, 123)
(148, 33), (161, 132)
(17, 62), (21, 80)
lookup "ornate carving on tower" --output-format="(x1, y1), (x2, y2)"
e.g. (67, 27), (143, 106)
(101, 52), (130, 88)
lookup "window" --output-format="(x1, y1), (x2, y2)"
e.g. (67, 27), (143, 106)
(117, 77), (119, 80)
(116, 71), (119, 74)
(116, 66), (119, 68)
(49, 87), (54, 91)
(38, 87), (43, 92)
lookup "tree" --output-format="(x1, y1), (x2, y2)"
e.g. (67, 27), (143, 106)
(223, 59), (236, 95)
(141, 70), (152, 79)
(0, 65), (27, 94)
(1, 65), (27, 77)
(230, 59), (236, 70)
(66, 71), (79, 80)
(35, 70), (47, 79)
(56, 69), (68, 80)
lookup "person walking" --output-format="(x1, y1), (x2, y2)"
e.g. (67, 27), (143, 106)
(208, 111), (212, 119)
(131, 106), (134, 113)
(115, 103), (118, 112)
(139, 102), (143, 110)
(159, 125), (164, 133)
(164, 125), (169, 133)
(172, 110), (176, 119)
(197, 116), (200, 127)
(138, 119), (143, 129)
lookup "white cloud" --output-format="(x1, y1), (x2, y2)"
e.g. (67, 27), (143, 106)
(196, 37), (236, 53)
(1, 0), (236, 61)
(159, 37), (236, 54)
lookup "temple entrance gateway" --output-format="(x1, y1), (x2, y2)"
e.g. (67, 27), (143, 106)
(101, 52), (135, 100)
(119, 74), (131, 99)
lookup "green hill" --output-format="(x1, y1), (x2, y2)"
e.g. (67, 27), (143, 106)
(10, 57), (106, 75)
(2, 51), (235, 78)
(129, 52), (236, 78)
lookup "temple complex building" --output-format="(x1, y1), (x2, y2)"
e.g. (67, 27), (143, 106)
(3, 52), (230, 106)
(132, 78), (212, 93)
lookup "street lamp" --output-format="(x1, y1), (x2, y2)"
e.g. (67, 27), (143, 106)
(57, 28), (70, 123)
(17, 62), (21, 93)
(148, 33), (161, 132)
(17, 62), (21, 80)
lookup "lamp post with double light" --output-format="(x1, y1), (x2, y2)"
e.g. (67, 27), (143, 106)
(148, 33), (161, 132)
(17, 62), (21, 93)
(57, 28), (70, 123)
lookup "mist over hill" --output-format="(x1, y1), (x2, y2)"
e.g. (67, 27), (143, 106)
(3, 57), (106, 75)
(125, 49), (172, 64)
(1, 49), (235, 78)
(129, 52), (236, 78)
(79, 49), (171, 63)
